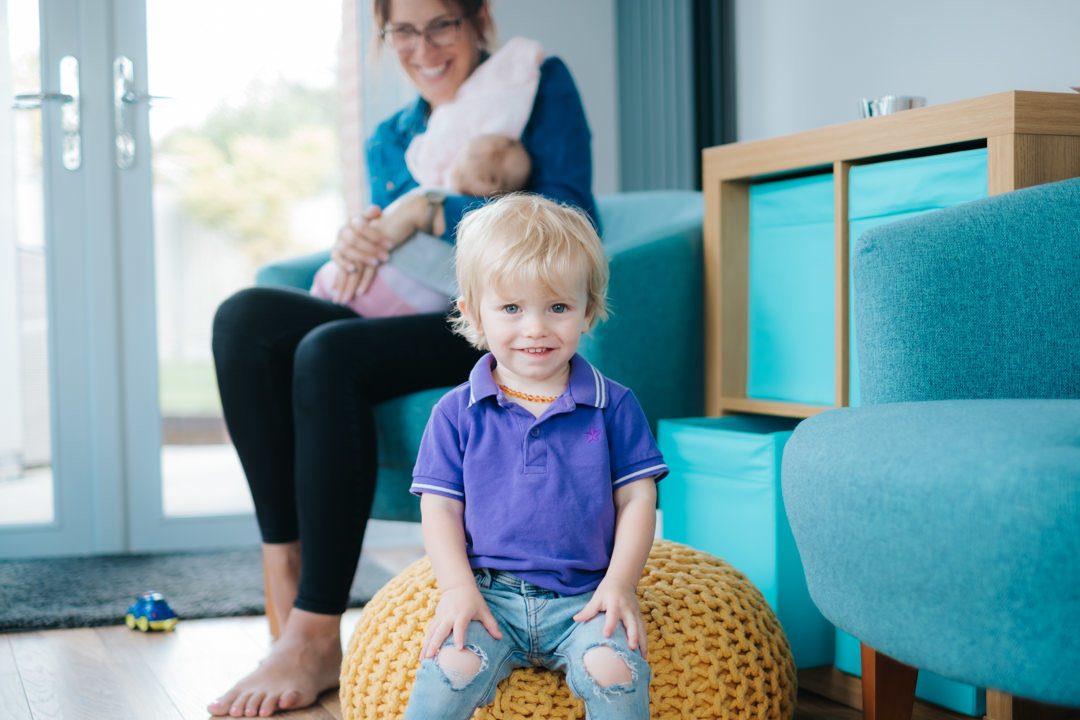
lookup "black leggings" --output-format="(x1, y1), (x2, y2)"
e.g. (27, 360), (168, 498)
(211, 286), (481, 614)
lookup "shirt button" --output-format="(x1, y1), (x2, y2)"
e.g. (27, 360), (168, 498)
(530, 428), (541, 438)
(386, 180), (395, 192)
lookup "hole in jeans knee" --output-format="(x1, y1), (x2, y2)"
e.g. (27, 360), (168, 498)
(583, 645), (634, 689)
(436, 645), (485, 690)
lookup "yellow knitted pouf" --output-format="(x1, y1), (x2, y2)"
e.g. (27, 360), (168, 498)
(340, 539), (796, 719)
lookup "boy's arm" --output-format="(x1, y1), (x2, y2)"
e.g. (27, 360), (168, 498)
(572, 478), (657, 657)
(419, 493), (502, 659)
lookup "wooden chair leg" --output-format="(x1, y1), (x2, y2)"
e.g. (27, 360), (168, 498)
(993, 692), (1080, 720)
(861, 643), (918, 720)
(987, 689), (1014, 720)
(262, 552), (281, 639)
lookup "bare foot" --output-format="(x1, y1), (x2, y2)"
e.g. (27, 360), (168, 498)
(207, 608), (342, 717)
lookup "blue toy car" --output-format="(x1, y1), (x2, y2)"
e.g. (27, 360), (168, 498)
(125, 591), (179, 632)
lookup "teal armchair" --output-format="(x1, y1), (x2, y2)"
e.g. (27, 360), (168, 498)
(257, 191), (704, 522)
(782, 178), (1080, 715)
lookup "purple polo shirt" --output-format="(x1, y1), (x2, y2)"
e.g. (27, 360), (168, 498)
(411, 353), (667, 595)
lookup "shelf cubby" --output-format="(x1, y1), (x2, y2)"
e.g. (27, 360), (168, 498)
(702, 90), (1080, 419)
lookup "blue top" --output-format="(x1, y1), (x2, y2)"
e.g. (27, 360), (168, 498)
(365, 56), (600, 241)
(411, 353), (667, 595)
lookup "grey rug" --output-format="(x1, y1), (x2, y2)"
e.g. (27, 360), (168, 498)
(0, 548), (393, 633)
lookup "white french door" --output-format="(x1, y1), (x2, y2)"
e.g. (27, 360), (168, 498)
(1, 0), (344, 557)
(0, 0), (132, 557)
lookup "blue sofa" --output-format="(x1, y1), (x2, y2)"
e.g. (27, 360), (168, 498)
(256, 191), (705, 522)
(782, 177), (1080, 714)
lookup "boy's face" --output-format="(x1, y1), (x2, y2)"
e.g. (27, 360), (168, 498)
(463, 269), (591, 391)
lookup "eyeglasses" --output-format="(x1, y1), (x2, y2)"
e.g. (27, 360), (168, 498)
(381, 16), (464, 52)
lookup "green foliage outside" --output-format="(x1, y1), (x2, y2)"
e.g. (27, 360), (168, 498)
(156, 81), (341, 265)
(159, 361), (222, 416)
(155, 81), (341, 420)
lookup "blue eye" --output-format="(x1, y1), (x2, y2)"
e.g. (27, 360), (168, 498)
(551, 304), (568, 313)
(502, 304), (519, 314)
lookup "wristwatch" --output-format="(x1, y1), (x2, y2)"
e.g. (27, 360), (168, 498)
(423, 190), (446, 235)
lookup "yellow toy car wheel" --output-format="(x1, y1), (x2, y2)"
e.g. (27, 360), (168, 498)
(149, 617), (178, 631)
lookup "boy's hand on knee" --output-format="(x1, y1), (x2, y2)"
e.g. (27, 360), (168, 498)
(421, 585), (502, 660)
(573, 580), (649, 659)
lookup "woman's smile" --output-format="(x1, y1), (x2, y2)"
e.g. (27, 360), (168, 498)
(416, 61), (450, 79)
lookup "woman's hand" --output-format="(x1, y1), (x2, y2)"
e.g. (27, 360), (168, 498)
(331, 205), (392, 303)
(572, 578), (648, 658)
(420, 584), (502, 660)
(330, 192), (443, 304)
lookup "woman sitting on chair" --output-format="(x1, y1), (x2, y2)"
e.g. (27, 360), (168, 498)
(207, 0), (598, 715)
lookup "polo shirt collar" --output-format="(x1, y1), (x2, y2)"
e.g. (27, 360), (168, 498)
(467, 352), (608, 409)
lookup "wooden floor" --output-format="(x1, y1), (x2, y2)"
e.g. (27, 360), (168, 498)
(1, 611), (360, 720)
(0, 545), (1019, 720)
(1, 612), (983, 720)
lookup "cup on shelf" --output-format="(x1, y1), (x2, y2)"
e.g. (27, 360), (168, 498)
(859, 95), (927, 118)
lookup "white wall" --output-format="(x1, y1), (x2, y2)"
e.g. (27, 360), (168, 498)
(493, 0), (619, 193)
(734, 0), (1080, 142)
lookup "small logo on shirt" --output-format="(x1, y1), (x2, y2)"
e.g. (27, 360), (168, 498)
(584, 427), (601, 443)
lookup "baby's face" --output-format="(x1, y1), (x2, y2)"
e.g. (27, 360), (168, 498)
(451, 136), (531, 198)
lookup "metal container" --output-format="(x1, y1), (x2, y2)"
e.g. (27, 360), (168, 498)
(859, 95), (927, 118)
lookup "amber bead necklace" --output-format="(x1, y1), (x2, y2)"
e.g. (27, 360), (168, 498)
(498, 384), (559, 404)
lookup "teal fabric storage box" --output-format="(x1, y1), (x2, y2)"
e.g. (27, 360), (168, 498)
(657, 416), (833, 669)
(747, 173), (835, 406)
(835, 629), (986, 716)
(847, 149), (987, 405)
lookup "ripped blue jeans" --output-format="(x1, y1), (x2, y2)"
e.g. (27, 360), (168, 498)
(403, 569), (650, 720)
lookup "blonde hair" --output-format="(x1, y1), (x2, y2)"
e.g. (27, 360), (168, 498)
(452, 194), (609, 349)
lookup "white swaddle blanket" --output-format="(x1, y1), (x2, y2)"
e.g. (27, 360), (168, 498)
(405, 37), (544, 189)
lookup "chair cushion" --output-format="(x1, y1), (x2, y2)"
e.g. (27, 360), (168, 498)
(581, 190), (705, 430)
(782, 398), (1080, 706)
(340, 540), (797, 719)
(369, 387), (450, 521)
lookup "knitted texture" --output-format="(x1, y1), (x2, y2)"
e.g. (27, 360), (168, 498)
(340, 539), (796, 719)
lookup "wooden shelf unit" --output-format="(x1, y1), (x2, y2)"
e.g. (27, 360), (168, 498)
(702, 90), (1080, 419)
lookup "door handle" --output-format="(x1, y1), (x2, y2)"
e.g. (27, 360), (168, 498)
(114, 56), (170, 169)
(119, 89), (171, 106)
(11, 55), (81, 171)
(113, 56), (169, 169)
(114, 56), (137, 168)
(12, 91), (74, 108)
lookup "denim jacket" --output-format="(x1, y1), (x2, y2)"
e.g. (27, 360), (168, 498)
(365, 55), (600, 241)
